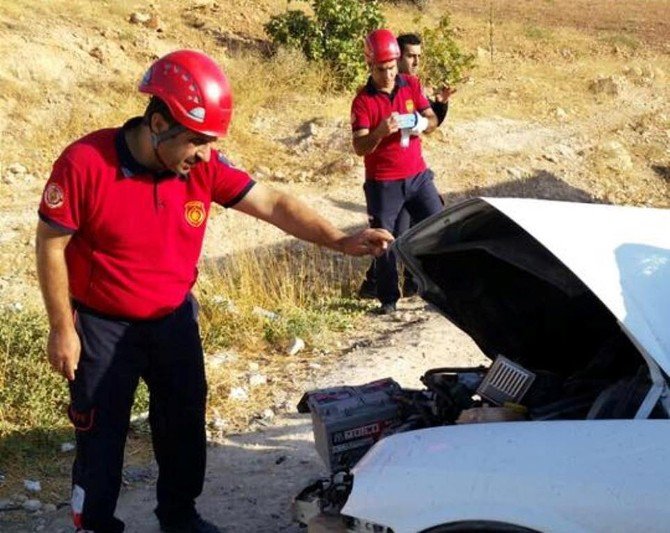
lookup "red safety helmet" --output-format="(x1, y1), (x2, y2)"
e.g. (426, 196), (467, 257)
(139, 49), (233, 138)
(364, 29), (400, 65)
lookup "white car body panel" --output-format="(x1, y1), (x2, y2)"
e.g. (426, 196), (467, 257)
(482, 198), (670, 376)
(342, 421), (670, 533)
(338, 200), (670, 532)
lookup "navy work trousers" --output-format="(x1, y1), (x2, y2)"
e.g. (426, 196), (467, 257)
(363, 169), (443, 305)
(68, 295), (207, 532)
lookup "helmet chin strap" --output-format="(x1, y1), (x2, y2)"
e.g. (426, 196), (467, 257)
(150, 123), (186, 173)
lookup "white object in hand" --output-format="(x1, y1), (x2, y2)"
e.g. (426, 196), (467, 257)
(400, 128), (411, 147)
(410, 111), (428, 135)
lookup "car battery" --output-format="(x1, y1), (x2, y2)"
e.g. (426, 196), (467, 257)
(297, 378), (402, 471)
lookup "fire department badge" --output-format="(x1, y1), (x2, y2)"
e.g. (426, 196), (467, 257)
(43, 183), (64, 208)
(405, 100), (415, 113)
(184, 200), (206, 227)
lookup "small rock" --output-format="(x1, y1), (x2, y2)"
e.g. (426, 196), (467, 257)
(8, 163), (27, 174)
(145, 14), (163, 31)
(555, 107), (568, 119)
(23, 499), (41, 512)
(129, 11), (151, 24)
(476, 47), (489, 59)
(255, 165), (271, 178)
(252, 307), (278, 320)
(287, 337), (305, 356)
(60, 442), (75, 453)
(210, 417), (227, 431)
(211, 296), (237, 312)
(248, 373), (267, 388)
(0, 499), (12, 510)
(208, 351), (238, 367)
(589, 75), (625, 96)
(10, 302), (23, 312)
(229, 387), (249, 401)
(307, 362), (321, 369)
(24, 480), (41, 493)
(248, 362), (260, 372)
(89, 47), (104, 63)
(261, 409), (275, 422)
(599, 140), (633, 171)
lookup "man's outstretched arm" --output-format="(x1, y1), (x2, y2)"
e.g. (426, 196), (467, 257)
(233, 182), (393, 256)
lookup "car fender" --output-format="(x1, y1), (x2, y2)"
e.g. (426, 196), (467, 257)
(341, 420), (670, 533)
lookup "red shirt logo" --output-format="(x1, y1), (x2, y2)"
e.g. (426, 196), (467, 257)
(184, 200), (206, 227)
(44, 183), (64, 208)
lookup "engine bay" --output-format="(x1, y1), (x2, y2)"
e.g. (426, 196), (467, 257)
(294, 342), (664, 528)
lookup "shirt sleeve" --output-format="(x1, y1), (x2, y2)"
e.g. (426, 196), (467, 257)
(210, 151), (256, 208)
(38, 152), (86, 233)
(431, 99), (449, 126)
(351, 93), (371, 132)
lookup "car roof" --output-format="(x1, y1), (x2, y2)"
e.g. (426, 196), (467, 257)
(484, 198), (670, 376)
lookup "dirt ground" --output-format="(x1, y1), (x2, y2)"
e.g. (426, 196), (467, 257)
(0, 0), (668, 530)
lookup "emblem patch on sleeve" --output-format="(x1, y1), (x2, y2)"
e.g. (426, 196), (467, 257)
(184, 200), (206, 227)
(43, 183), (64, 208)
(405, 100), (415, 113)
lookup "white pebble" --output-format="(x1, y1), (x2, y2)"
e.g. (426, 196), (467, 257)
(24, 480), (41, 493)
(23, 499), (41, 512)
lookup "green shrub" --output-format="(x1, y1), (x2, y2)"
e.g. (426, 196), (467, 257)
(0, 309), (67, 433)
(420, 14), (475, 87)
(0, 308), (149, 435)
(265, 0), (385, 89)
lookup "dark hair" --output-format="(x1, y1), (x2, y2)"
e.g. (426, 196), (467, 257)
(142, 96), (177, 127)
(397, 33), (422, 53)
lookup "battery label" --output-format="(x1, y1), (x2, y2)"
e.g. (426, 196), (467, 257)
(331, 419), (396, 445)
(332, 437), (375, 454)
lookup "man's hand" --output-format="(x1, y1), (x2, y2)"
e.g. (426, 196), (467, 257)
(47, 325), (81, 381)
(435, 85), (457, 103)
(374, 112), (400, 138)
(336, 228), (394, 257)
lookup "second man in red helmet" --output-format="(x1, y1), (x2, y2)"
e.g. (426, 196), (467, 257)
(351, 28), (445, 314)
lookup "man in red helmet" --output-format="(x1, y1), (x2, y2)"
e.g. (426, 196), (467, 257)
(35, 49), (392, 533)
(351, 29), (444, 315)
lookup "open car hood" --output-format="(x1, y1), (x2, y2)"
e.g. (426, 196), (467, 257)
(395, 198), (670, 377)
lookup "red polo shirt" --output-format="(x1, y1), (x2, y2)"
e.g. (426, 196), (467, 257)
(38, 117), (255, 319)
(351, 74), (431, 181)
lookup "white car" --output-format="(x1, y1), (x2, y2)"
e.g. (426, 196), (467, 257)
(295, 198), (670, 533)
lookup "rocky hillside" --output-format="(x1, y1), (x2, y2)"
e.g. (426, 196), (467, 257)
(0, 0), (668, 307)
